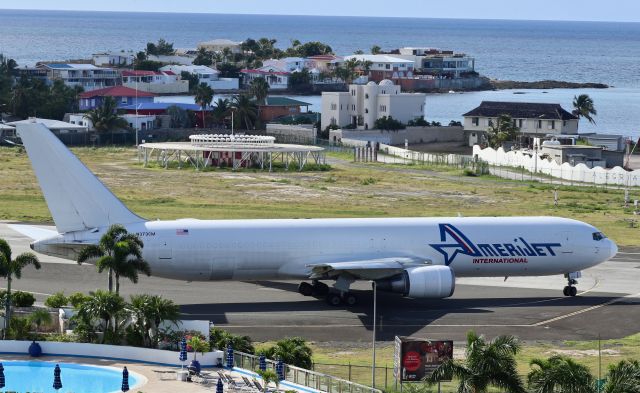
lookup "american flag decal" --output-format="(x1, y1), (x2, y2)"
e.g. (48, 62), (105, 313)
(176, 229), (189, 235)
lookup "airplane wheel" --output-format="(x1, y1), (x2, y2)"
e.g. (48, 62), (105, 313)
(326, 293), (343, 306)
(563, 286), (569, 296)
(343, 293), (358, 306)
(298, 282), (313, 296)
(312, 282), (329, 297)
(569, 286), (578, 297)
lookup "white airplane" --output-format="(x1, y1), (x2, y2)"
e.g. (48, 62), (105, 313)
(10, 123), (617, 305)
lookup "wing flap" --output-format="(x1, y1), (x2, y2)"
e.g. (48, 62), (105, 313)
(308, 257), (428, 280)
(8, 224), (59, 241)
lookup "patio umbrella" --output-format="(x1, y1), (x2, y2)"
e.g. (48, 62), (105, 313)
(216, 377), (224, 393)
(121, 366), (130, 392)
(276, 359), (285, 381)
(259, 354), (267, 371)
(226, 344), (234, 369)
(0, 363), (5, 389)
(53, 364), (62, 391)
(179, 337), (188, 369)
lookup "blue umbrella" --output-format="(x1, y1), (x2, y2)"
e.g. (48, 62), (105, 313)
(276, 359), (285, 381)
(259, 354), (266, 371)
(121, 366), (130, 392)
(53, 364), (62, 390)
(225, 344), (234, 369)
(179, 337), (188, 368)
(216, 377), (224, 393)
(0, 363), (5, 389)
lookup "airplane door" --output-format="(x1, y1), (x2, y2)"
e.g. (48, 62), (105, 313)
(557, 232), (574, 254)
(159, 239), (172, 260)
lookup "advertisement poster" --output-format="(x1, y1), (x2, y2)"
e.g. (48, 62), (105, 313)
(394, 336), (453, 382)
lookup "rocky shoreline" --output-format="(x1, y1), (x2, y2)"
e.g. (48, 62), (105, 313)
(489, 79), (609, 90)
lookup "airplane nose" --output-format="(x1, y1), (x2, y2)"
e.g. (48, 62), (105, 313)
(608, 240), (618, 260)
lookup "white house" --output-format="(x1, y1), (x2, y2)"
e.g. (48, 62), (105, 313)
(159, 65), (239, 90)
(121, 70), (189, 94)
(396, 47), (475, 78)
(262, 57), (311, 72)
(241, 67), (290, 90)
(38, 63), (120, 91)
(341, 55), (415, 82)
(321, 80), (426, 130)
(68, 113), (156, 132)
(92, 51), (135, 67)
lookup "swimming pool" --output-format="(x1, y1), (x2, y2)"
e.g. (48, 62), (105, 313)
(0, 361), (144, 393)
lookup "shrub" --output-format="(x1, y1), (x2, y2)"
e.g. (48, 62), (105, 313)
(262, 337), (313, 369)
(210, 327), (255, 353)
(45, 292), (68, 308)
(68, 292), (91, 309)
(9, 317), (31, 340)
(12, 291), (36, 307)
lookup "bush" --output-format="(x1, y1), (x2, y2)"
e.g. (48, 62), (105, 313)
(45, 292), (68, 308)
(9, 317), (31, 340)
(210, 327), (255, 353)
(68, 292), (91, 309)
(12, 291), (36, 307)
(262, 337), (313, 369)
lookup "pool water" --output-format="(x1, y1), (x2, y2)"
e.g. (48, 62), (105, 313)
(0, 361), (143, 393)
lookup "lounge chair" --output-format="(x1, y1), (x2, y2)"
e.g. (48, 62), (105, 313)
(152, 369), (177, 381)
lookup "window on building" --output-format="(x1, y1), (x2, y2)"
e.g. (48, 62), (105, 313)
(518, 119), (523, 128)
(563, 120), (567, 127)
(472, 117), (479, 126)
(351, 90), (356, 96)
(385, 64), (390, 69)
(365, 108), (369, 113)
(340, 104), (343, 110)
(365, 93), (369, 99)
(537, 120), (542, 129)
(488, 119), (494, 127)
(550, 120), (556, 129)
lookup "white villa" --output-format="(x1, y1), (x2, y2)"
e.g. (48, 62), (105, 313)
(92, 51), (135, 67)
(340, 55), (415, 81)
(321, 80), (426, 130)
(37, 63), (120, 91)
(121, 70), (189, 94)
(197, 39), (243, 54)
(159, 65), (239, 90)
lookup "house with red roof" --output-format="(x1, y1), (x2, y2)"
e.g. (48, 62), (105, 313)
(121, 70), (189, 94)
(79, 86), (156, 111)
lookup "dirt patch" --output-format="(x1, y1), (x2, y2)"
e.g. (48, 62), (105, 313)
(546, 349), (621, 358)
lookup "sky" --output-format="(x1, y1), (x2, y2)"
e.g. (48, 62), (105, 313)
(2, 0), (640, 22)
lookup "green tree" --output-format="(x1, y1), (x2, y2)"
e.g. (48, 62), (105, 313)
(45, 291), (68, 308)
(527, 355), (595, 393)
(486, 114), (519, 149)
(134, 60), (163, 72)
(232, 94), (259, 130)
(194, 83), (214, 129)
(429, 331), (526, 393)
(263, 337), (313, 369)
(193, 48), (214, 66)
(210, 327), (255, 353)
(602, 359), (640, 393)
(29, 309), (52, 335)
(77, 289), (126, 344)
(0, 238), (41, 339)
(573, 94), (597, 125)
(217, 63), (242, 78)
(188, 336), (209, 362)
(146, 39), (175, 56)
(249, 77), (269, 105)
(256, 369), (280, 393)
(374, 116), (406, 131)
(289, 69), (312, 93)
(291, 41), (333, 57)
(180, 71), (199, 92)
(128, 294), (180, 348)
(10, 77), (49, 119)
(69, 292), (91, 309)
(0, 54), (17, 110)
(86, 96), (129, 144)
(371, 45), (382, 55)
(212, 98), (231, 126)
(77, 224), (150, 294)
(166, 105), (193, 128)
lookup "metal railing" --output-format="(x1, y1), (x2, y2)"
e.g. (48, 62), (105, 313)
(232, 351), (383, 393)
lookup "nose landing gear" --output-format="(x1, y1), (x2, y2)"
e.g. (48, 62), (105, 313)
(563, 272), (581, 297)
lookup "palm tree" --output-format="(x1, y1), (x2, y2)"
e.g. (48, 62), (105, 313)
(86, 96), (129, 144)
(429, 331), (526, 393)
(212, 98), (231, 126)
(0, 238), (41, 339)
(603, 359), (640, 393)
(29, 309), (52, 335)
(249, 77), (269, 105)
(128, 294), (180, 348)
(77, 290), (126, 344)
(194, 82), (214, 129)
(231, 94), (258, 130)
(264, 337), (313, 369)
(527, 355), (595, 393)
(256, 369), (280, 393)
(210, 327), (255, 353)
(77, 224), (150, 294)
(573, 94), (597, 125)
(486, 114), (519, 149)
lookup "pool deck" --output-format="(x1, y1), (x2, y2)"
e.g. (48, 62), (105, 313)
(0, 354), (313, 393)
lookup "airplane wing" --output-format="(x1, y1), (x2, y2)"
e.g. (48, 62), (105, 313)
(7, 224), (59, 241)
(307, 257), (429, 280)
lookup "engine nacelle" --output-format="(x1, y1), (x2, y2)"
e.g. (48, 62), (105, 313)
(378, 265), (455, 298)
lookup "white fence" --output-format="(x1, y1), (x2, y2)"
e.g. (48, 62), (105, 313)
(0, 340), (223, 367)
(474, 145), (640, 187)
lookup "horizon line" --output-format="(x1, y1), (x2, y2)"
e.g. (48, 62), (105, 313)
(1, 8), (639, 24)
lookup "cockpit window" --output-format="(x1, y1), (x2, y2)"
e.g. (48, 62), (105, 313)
(593, 232), (606, 241)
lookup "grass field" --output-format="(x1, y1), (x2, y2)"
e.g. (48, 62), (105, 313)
(0, 146), (638, 245)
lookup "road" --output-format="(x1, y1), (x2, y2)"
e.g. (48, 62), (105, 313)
(2, 222), (639, 342)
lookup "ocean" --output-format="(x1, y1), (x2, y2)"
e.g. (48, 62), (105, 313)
(0, 10), (639, 138)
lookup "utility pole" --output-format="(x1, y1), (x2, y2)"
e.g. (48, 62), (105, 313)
(372, 281), (377, 388)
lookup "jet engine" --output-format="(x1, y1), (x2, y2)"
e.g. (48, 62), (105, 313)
(377, 265), (455, 298)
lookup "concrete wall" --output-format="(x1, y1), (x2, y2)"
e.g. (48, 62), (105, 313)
(474, 145), (640, 186)
(0, 340), (223, 367)
(209, 77), (239, 90)
(334, 126), (464, 146)
(464, 116), (578, 135)
(266, 124), (317, 140)
(123, 81), (189, 94)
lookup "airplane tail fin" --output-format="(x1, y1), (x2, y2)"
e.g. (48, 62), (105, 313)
(17, 122), (144, 233)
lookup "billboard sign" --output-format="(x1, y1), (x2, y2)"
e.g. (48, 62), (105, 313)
(393, 336), (453, 382)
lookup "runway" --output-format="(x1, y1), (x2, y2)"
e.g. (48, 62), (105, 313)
(2, 222), (639, 342)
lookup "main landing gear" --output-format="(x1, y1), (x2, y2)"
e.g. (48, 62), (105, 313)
(298, 280), (359, 306)
(563, 272), (582, 297)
